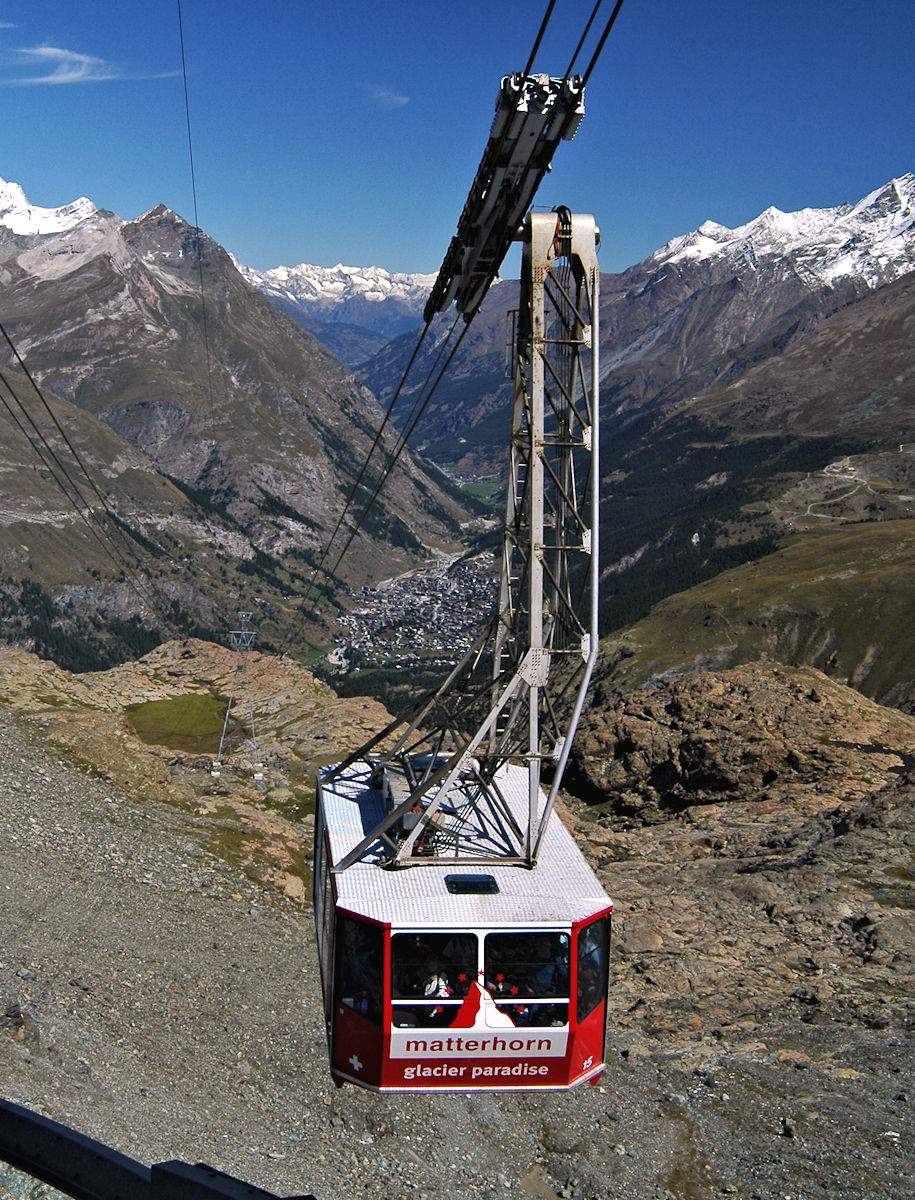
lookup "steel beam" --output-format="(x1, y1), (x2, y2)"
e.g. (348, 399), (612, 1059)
(0, 1098), (316, 1200)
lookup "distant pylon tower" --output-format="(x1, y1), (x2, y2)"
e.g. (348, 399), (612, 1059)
(211, 611), (265, 784)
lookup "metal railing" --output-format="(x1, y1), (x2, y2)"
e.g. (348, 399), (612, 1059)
(0, 1098), (316, 1200)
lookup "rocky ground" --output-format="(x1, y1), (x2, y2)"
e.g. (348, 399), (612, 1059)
(1, 650), (913, 1199)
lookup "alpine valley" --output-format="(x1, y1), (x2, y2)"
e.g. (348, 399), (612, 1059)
(3, 173), (915, 1200)
(0, 177), (474, 668)
(354, 174), (915, 710)
(2, 171), (915, 716)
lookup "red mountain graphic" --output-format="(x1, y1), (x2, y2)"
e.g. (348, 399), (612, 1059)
(449, 982), (516, 1029)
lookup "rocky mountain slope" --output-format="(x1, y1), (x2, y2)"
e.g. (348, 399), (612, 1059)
(1, 649), (912, 1199)
(0, 639), (390, 880)
(357, 176), (915, 640)
(0, 178), (475, 664)
(360, 176), (915, 462)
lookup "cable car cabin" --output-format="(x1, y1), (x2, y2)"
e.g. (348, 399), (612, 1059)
(314, 759), (612, 1093)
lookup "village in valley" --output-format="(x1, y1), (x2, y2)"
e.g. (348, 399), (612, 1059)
(330, 552), (498, 674)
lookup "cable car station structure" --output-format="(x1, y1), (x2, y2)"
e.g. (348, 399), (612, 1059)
(315, 69), (612, 1091)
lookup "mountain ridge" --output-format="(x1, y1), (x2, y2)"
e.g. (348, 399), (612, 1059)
(0, 179), (474, 665)
(352, 173), (915, 467)
(3, 170), (915, 700)
(234, 257), (436, 364)
(0, 177), (98, 237)
(6, 172), (912, 351)
(652, 175), (914, 289)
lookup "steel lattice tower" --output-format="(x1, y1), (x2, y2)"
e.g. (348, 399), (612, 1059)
(212, 611), (265, 784)
(330, 210), (600, 870)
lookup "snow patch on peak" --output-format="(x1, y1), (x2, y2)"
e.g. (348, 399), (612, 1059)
(0, 175), (97, 236)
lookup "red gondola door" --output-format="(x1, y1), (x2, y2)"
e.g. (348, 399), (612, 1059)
(330, 912), (388, 1088)
(570, 911), (612, 1084)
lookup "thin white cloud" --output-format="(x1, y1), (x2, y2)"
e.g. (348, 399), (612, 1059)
(0, 44), (177, 86)
(10, 45), (119, 84)
(368, 85), (409, 110)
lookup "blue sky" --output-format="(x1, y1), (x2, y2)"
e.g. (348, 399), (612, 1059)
(1, 0), (913, 276)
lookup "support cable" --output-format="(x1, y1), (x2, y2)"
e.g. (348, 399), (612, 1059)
(332, 308), (464, 556)
(301, 306), (463, 606)
(176, 0), (217, 414)
(0, 359), (165, 620)
(580, 0), (627, 85)
(0, 370), (134, 577)
(327, 316), (474, 578)
(304, 318), (434, 596)
(522, 0), (559, 76)
(0, 324), (141, 530)
(562, 0), (606, 78)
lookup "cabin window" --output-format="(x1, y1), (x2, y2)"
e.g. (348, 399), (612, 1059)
(576, 915), (610, 1023)
(390, 932), (477, 1027)
(484, 932), (570, 1027)
(336, 916), (384, 1025)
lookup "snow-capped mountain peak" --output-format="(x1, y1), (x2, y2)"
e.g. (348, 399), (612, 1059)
(236, 258), (436, 310)
(654, 173), (915, 289)
(0, 175), (98, 237)
(234, 257), (438, 345)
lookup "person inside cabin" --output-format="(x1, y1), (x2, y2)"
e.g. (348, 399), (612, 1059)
(340, 918), (382, 1021)
(391, 953), (454, 1028)
(422, 954), (452, 999)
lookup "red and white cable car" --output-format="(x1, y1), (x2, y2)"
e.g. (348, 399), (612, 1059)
(314, 209), (607, 1092)
(314, 760), (611, 1092)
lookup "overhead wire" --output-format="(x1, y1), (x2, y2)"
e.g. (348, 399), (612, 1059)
(304, 318), (435, 596)
(1, 323), (145, 535)
(176, 0), (217, 413)
(580, 0), (627, 85)
(562, 0), (606, 78)
(522, 0), (559, 76)
(0, 366), (118, 558)
(326, 311), (462, 568)
(327, 314), (473, 579)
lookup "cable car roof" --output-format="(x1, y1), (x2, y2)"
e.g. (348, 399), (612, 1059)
(319, 760), (610, 928)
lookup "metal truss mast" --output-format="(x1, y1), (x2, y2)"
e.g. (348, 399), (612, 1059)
(330, 209), (600, 870)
